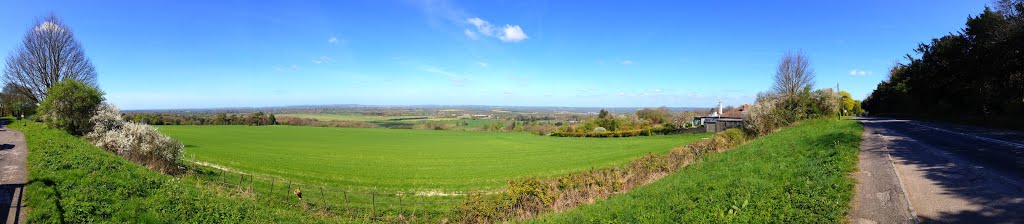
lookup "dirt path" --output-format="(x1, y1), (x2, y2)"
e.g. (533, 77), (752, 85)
(0, 120), (27, 224)
(852, 117), (1024, 223)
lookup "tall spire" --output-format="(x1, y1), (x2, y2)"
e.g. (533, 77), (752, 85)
(717, 101), (723, 117)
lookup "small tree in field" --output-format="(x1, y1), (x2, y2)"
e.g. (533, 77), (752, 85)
(37, 79), (104, 135)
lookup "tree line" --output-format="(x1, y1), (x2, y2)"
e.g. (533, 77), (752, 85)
(863, 1), (1024, 123)
(124, 112), (278, 126)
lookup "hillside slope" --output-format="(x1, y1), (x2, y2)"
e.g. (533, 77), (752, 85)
(531, 119), (862, 223)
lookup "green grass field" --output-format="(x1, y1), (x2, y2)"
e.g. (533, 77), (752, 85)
(277, 113), (429, 122)
(530, 119), (862, 223)
(158, 125), (711, 192)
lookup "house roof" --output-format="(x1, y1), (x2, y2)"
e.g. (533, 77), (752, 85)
(719, 104), (750, 118)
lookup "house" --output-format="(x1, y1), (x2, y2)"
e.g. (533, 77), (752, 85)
(693, 102), (747, 133)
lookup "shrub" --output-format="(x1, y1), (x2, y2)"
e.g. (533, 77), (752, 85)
(592, 127), (608, 133)
(743, 94), (787, 136)
(86, 103), (184, 174)
(36, 79), (104, 135)
(415, 120), (450, 130)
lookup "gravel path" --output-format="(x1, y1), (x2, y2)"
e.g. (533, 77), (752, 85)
(0, 120), (28, 224)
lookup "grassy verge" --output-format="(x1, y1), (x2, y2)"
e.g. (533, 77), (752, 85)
(529, 119), (862, 223)
(10, 119), (338, 223)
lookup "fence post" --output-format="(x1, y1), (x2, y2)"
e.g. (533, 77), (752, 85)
(398, 193), (403, 217)
(239, 174), (244, 193)
(287, 180), (292, 204)
(343, 191), (349, 211)
(371, 192), (376, 221)
(248, 174), (253, 193)
(411, 195), (418, 221)
(319, 186), (325, 208)
(270, 177), (275, 197)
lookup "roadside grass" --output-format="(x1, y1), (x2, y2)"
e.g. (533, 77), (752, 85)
(10, 119), (338, 223)
(529, 119), (862, 223)
(158, 125), (712, 192)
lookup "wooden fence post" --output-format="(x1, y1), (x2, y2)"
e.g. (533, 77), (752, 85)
(319, 186), (325, 208)
(371, 192), (376, 221)
(270, 177), (275, 197)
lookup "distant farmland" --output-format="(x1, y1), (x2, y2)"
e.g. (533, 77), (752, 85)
(159, 125), (710, 192)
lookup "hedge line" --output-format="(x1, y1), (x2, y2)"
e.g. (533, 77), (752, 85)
(549, 127), (701, 138)
(457, 128), (749, 223)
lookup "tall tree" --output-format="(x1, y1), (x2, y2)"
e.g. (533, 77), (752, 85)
(3, 14), (98, 103)
(772, 50), (816, 98)
(770, 50), (817, 121)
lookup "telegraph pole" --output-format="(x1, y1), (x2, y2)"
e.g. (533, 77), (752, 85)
(837, 83), (846, 119)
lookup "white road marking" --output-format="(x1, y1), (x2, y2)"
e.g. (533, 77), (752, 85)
(908, 122), (1024, 149)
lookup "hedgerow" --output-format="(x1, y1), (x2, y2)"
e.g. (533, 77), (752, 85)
(457, 128), (749, 222)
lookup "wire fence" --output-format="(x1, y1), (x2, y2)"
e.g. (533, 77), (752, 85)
(189, 167), (479, 222)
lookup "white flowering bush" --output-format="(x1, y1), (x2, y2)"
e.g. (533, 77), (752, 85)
(86, 103), (183, 174)
(744, 94), (787, 136)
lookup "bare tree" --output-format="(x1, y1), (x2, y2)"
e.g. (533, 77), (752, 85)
(3, 14), (98, 103)
(771, 50), (815, 97)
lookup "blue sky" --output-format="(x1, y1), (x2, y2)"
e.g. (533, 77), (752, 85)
(0, 0), (989, 110)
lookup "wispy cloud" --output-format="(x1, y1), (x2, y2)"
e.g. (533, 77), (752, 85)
(420, 66), (467, 87)
(312, 56), (334, 64)
(464, 17), (528, 43)
(273, 64), (301, 73)
(622, 60), (634, 65)
(328, 36), (339, 44)
(476, 62), (488, 67)
(466, 17), (494, 36)
(849, 69), (872, 76)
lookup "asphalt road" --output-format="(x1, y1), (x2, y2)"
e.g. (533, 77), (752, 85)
(851, 117), (1024, 224)
(0, 120), (27, 224)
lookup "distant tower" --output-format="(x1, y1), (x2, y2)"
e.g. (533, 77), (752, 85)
(717, 101), (723, 117)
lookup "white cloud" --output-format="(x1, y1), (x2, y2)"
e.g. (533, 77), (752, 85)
(34, 21), (65, 33)
(849, 69), (872, 76)
(476, 62), (488, 67)
(328, 37), (339, 44)
(312, 56), (334, 64)
(466, 17), (494, 36)
(464, 17), (527, 43)
(622, 60), (634, 65)
(499, 25), (528, 42)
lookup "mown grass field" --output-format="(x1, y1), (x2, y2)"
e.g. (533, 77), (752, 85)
(158, 125), (711, 192)
(530, 119), (862, 223)
(8, 119), (340, 223)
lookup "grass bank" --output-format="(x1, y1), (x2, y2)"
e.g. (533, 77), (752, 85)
(530, 119), (862, 223)
(10, 119), (336, 223)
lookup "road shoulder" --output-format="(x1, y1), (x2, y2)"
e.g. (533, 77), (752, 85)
(0, 122), (28, 224)
(849, 119), (916, 224)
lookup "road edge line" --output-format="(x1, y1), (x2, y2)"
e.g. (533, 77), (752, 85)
(880, 133), (920, 224)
